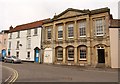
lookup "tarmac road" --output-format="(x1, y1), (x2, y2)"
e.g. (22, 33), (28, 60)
(2, 62), (119, 83)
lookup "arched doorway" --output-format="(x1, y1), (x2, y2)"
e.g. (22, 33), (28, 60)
(97, 46), (105, 63)
(34, 47), (40, 63)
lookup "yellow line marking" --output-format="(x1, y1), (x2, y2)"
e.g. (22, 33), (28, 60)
(2, 66), (18, 84)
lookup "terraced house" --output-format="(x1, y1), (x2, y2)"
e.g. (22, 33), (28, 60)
(42, 7), (112, 67)
(7, 19), (49, 62)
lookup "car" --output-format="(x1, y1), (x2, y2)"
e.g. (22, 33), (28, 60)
(4, 56), (22, 63)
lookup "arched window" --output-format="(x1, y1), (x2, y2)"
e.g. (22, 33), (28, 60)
(67, 46), (74, 60)
(57, 47), (63, 60)
(79, 46), (87, 60)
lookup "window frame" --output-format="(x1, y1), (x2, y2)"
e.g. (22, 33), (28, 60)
(58, 26), (63, 39)
(68, 24), (74, 38)
(57, 47), (63, 60)
(67, 47), (74, 60)
(27, 29), (31, 37)
(95, 18), (105, 36)
(79, 20), (86, 37)
(34, 28), (38, 35)
(27, 38), (31, 49)
(16, 41), (20, 49)
(17, 31), (20, 38)
(47, 28), (51, 39)
(79, 46), (87, 60)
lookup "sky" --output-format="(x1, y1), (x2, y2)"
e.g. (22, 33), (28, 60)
(0, 0), (119, 31)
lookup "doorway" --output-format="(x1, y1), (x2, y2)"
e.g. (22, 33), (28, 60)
(97, 49), (105, 63)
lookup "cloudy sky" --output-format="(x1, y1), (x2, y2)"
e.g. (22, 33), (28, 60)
(0, 0), (119, 31)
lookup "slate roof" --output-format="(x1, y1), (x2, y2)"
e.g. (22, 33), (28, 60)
(9, 18), (50, 33)
(109, 19), (120, 28)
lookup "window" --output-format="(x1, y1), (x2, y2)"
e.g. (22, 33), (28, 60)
(57, 47), (63, 60)
(68, 24), (74, 38)
(58, 26), (63, 39)
(16, 52), (19, 58)
(79, 21), (86, 36)
(9, 41), (11, 49)
(10, 33), (12, 39)
(4, 39), (6, 45)
(47, 28), (51, 39)
(95, 19), (105, 36)
(27, 29), (31, 37)
(27, 39), (31, 49)
(67, 47), (74, 60)
(17, 31), (20, 38)
(80, 46), (87, 60)
(27, 52), (30, 58)
(16, 41), (20, 49)
(34, 28), (38, 35)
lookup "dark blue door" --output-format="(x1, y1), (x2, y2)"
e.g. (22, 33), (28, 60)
(2, 49), (6, 57)
(35, 50), (39, 62)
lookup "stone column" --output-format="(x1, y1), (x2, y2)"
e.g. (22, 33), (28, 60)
(74, 20), (77, 40)
(87, 46), (91, 65)
(63, 22), (66, 41)
(74, 47), (77, 64)
(63, 47), (66, 64)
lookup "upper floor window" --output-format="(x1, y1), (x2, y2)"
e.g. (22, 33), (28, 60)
(27, 29), (31, 37)
(17, 31), (20, 38)
(27, 38), (31, 49)
(4, 39), (6, 45)
(34, 28), (38, 35)
(47, 28), (51, 39)
(16, 41), (20, 49)
(79, 21), (86, 37)
(9, 41), (11, 49)
(95, 18), (105, 36)
(58, 26), (63, 39)
(68, 24), (74, 38)
(10, 33), (12, 39)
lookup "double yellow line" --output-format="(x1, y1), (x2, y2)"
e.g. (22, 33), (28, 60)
(2, 66), (18, 84)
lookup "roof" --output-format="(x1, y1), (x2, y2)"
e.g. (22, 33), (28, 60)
(109, 19), (120, 28)
(44, 7), (110, 24)
(9, 18), (50, 33)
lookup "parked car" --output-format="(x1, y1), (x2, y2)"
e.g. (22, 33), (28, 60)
(4, 56), (22, 63)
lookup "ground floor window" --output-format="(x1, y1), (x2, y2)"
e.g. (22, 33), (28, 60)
(79, 46), (87, 60)
(57, 47), (63, 60)
(67, 46), (74, 60)
(27, 52), (30, 59)
(16, 52), (19, 58)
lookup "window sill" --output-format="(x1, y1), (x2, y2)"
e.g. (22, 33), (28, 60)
(79, 36), (86, 38)
(33, 34), (38, 36)
(79, 59), (87, 61)
(68, 37), (74, 39)
(57, 58), (63, 60)
(68, 58), (74, 61)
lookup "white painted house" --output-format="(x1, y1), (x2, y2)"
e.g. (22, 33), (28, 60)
(109, 19), (120, 68)
(7, 19), (48, 63)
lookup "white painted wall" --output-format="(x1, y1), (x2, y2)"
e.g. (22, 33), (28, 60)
(110, 28), (119, 68)
(44, 48), (53, 63)
(7, 27), (42, 62)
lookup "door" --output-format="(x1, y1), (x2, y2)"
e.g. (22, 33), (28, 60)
(97, 49), (105, 63)
(35, 50), (39, 63)
(2, 49), (6, 57)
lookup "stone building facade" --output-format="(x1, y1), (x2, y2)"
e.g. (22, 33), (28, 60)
(42, 7), (112, 67)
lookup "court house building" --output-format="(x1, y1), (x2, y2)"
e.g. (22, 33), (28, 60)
(42, 7), (112, 67)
